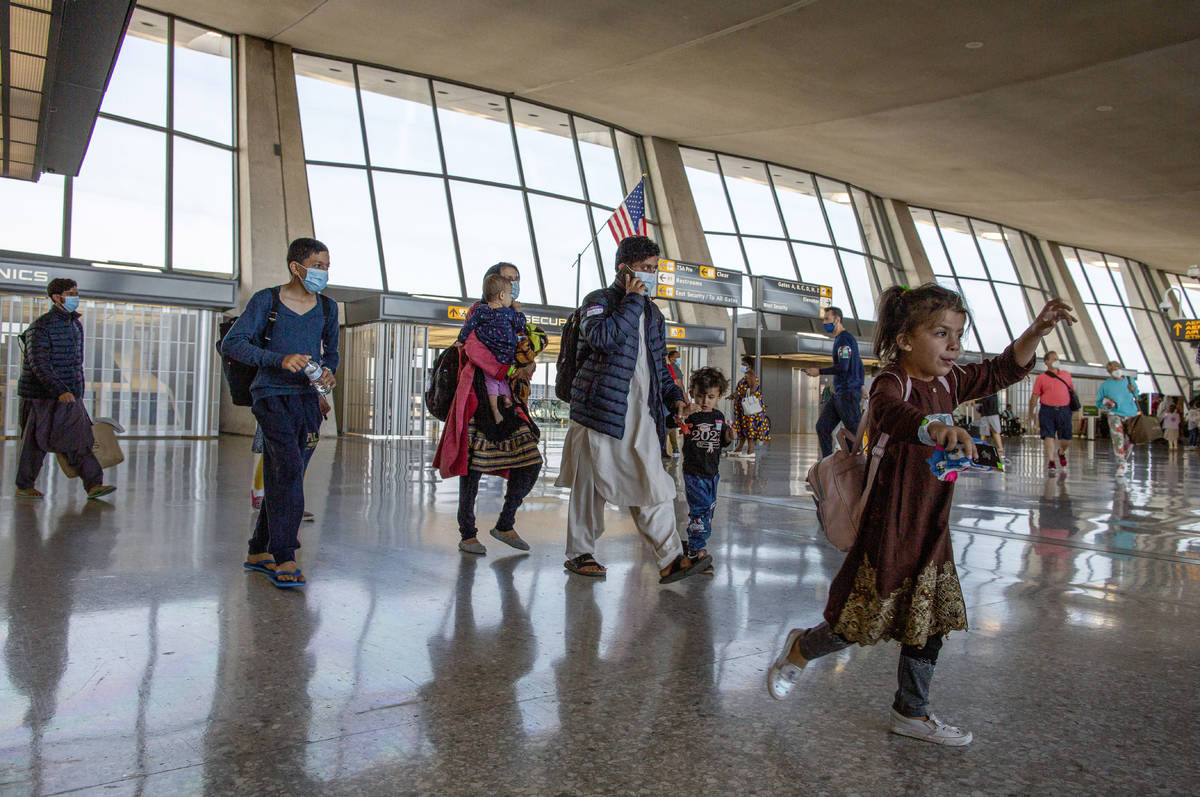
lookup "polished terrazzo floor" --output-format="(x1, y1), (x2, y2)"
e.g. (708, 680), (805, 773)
(0, 430), (1197, 795)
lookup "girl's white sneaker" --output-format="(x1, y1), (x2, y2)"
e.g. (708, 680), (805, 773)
(889, 709), (973, 746)
(766, 628), (806, 700)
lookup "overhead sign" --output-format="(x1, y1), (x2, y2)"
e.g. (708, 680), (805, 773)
(349, 294), (574, 333)
(654, 258), (742, 307)
(752, 276), (833, 316)
(664, 323), (727, 346)
(1169, 319), (1200, 342)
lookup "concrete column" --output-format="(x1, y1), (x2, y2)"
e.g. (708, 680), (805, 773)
(884, 199), (933, 287)
(1038, 240), (1107, 365)
(642, 136), (738, 376)
(220, 36), (322, 436)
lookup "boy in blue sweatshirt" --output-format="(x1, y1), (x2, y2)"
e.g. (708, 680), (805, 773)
(805, 306), (864, 458)
(222, 238), (339, 587)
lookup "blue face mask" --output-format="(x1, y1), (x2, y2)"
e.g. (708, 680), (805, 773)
(300, 265), (329, 294)
(510, 280), (520, 301)
(62, 296), (80, 313)
(823, 322), (836, 333)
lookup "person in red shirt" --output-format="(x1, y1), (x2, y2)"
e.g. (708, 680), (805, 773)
(1027, 351), (1075, 476)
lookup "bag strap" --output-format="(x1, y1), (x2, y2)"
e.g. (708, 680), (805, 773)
(262, 287), (282, 345)
(1125, 376), (1138, 397)
(1047, 369), (1073, 391)
(852, 431), (890, 521)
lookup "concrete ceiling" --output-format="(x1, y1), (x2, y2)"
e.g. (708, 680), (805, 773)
(151, 0), (1200, 271)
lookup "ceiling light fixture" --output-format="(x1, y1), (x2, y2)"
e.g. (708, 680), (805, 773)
(1096, 105), (1114, 112)
(965, 41), (984, 49)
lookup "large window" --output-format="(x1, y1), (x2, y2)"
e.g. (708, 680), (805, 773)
(294, 55), (649, 306)
(680, 148), (899, 321)
(909, 207), (1070, 357)
(1059, 247), (1193, 395)
(0, 9), (237, 275)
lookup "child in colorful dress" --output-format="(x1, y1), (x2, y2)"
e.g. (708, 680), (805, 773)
(1161, 400), (1182, 450)
(730, 355), (770, 458)
(679, 367), (735, 572)
(457, 274), (526, 423)
(1187, 402), (1200, 447)
(766, 283), (1076, 746)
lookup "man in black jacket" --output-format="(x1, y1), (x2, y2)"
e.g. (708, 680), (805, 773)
(555, 236), (709, 583)
(15, 278), (114, 499)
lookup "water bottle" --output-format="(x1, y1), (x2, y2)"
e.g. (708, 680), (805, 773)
(302, 360), (329, 395)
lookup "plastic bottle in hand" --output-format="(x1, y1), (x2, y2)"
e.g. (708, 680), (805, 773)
(302, 360), (329, 395)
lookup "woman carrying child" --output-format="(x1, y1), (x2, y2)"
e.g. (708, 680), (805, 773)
(434, 263), (543, 556)
(767, 283), (1075, 746)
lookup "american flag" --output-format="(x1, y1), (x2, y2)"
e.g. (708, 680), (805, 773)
(606, 179), (647, 243)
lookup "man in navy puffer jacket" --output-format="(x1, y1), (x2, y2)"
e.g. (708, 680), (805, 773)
(15, 278), (114, 499)
(556, 236), (711, 583)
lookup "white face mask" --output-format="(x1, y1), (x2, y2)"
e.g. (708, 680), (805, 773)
(636, 269), (658, 295)
(1109, 369), (1123, 379)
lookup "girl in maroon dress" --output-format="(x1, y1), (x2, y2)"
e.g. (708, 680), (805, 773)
(767, 283), (1075, 746)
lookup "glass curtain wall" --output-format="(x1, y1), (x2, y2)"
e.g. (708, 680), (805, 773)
(1058, 246), (1194, 395)
(293, 54), (650, 306)
(680, 147), (899, 322)
(908, 207), (1070, 358)
(0, 8), (237, 275)
(1162, 272), (1200, 377)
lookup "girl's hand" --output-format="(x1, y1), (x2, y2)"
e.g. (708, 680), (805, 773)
(926, 422), (977, 461)
(1031, 299), (1077, 336)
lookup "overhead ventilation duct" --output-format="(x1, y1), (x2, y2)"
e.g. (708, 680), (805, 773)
(1, 0), (135, 182)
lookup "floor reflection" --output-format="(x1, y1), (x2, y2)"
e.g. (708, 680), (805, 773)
(0, 434), (1196, 794)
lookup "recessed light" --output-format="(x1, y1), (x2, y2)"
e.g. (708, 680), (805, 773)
(528, 113), (539, 117)
(384, 78), (396, 84)
(488, 102), (501, 107)
(330, 67), (342, 73)
(1096, 105), (1114, 112)
(559, 123), (569, 127)
(437, 90), (448, 94)
(742, 165), (751, 169)
(965, 41), (984, 49)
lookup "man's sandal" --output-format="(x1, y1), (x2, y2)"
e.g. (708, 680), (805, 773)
(564, 553), (607, 577)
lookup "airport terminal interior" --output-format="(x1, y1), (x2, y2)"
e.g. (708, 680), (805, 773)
(0, 1), (1198, 794)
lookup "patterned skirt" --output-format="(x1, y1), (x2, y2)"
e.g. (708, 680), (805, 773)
(467, 420), (543, 473)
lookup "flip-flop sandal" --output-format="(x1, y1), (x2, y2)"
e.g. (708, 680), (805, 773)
(659, 553), (712, 584)
(564, 553), (607, 578)
(269, 568), (306, 589)
(242, 558), (277, 575)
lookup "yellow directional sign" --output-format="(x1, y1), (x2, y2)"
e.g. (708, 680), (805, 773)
(1169, 319), (1200, 341)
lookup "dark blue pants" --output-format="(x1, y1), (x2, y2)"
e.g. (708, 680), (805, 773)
(249, 394), (322, 564)
(684, 472), (719, 554)
(457, 463), (541, 541)
(816, 389), (863, 459)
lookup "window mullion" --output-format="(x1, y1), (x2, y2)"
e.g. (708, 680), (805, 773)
(352, 64), (389, 293)
(426, 79), (467, 299)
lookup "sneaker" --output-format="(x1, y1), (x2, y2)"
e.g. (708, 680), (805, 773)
(766, 628), (807, 700)
(15, 487), (43, 499)
(889, 709), (973, 746)
(1046, 462), (1057, 477)
(1058, 451), (1068, 469)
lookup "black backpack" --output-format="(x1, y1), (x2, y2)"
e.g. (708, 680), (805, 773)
(554, 308), (582, 402)
(425, 345), (463, 421)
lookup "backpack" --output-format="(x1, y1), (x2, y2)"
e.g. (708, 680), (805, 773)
(806, 414), (887, 552)
(425, 345), (463, 421)
(554, 308), (582, 402)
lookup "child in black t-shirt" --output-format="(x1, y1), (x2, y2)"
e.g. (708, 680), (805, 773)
(679, 367), (735, 572)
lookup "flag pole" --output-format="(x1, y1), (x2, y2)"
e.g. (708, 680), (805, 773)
(572, 175), (648, 306)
